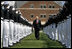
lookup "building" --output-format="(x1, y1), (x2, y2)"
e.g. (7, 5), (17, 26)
(16, 1), (62, 24)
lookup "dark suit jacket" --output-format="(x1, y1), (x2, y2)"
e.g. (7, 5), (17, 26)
(33, 19), (41, 30)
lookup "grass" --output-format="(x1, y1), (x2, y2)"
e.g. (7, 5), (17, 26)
(9, 31), (65, 48)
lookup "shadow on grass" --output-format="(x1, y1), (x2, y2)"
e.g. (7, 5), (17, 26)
(39, 31), (66, 48)
(10, 30), (66, 48)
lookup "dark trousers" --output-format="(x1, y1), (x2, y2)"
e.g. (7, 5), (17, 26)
(35, 29), (39, 40)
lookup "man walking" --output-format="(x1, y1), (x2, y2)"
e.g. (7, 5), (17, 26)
(33, 16), (41, 40)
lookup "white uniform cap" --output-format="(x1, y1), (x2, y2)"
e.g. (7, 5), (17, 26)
(12, 8), (15, 10)
(1, 2), (4, 5)
(16, 11), (18, 14)
(7, 6), (10, 9)
(19, 12), (21, 14)
(1, 17), (3, 19)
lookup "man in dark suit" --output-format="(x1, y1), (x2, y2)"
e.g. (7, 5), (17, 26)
(33, 16), (41, 40)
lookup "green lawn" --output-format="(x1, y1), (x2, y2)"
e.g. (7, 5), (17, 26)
(9, 31), (65, 48)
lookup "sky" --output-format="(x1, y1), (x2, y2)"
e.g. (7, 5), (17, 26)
(54, 1), (65, 7)
(2, 1), (65, 7)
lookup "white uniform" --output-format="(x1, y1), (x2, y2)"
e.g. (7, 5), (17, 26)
(46, 26), (49, 35)
(24, 26), (27, 37)
(61, 21), (65, 45)
(20, 24), (22, 39)
(13, 22), (17, 43)
(52, 24), (55, 40)
(55, 24), (58, 40)
(1, 18), (3, 48)
(55, 28), (58, 40)
(3, 19), (9, 47)
(69, 18), (71, 48)
(48, 25), (50, 36)
(58, 22), (62, 41)
(43, 26), (47, 35)
(64, 20), (68, 45)
(66, 18), (71, 48)
(54, 24), (56, 40)
(9, 20), (14, 46)
(18, 23), (22, 41)
(24, 26), (26, 37)
(25, 26), (27, 36)
(15, 23), (18, 43)
(16, 23), (20, 42)
(17, 23), (20, 42)
(23, 26), (25, 37)
(50, 24), (52, 39)
(21, 24), (24, 39)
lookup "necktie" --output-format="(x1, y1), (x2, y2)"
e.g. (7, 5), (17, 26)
(36, 20), (38, 24)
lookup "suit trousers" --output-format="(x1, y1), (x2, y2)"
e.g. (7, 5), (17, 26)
(35, 29), (39, 40)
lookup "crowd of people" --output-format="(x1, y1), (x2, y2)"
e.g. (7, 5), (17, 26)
(1, 1), (32, 48)
(43, 1), (71, 48)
